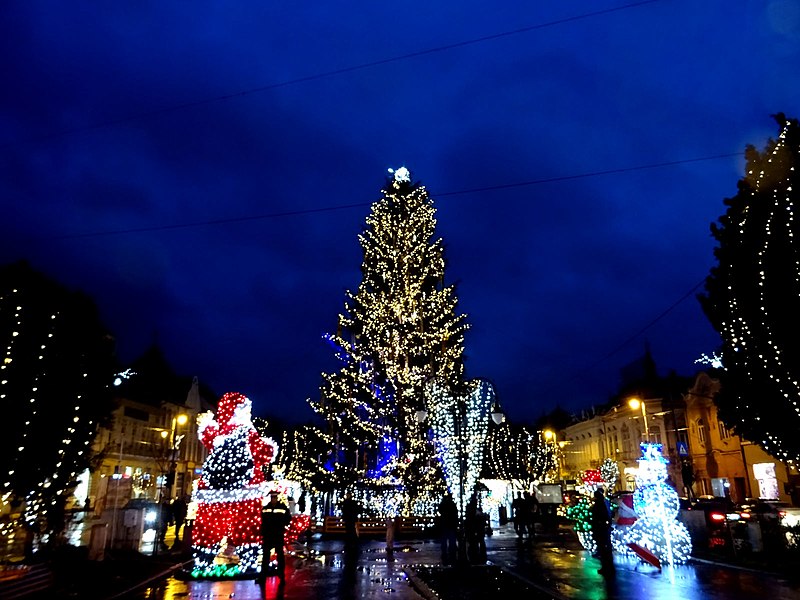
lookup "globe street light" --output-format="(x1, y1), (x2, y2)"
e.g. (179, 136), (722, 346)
(628, 397), (649, 442)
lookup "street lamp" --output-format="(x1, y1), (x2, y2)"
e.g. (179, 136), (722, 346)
(166, 413), (188, 500)
(628, 397), (649, 442)
(542, 429), (562, 482)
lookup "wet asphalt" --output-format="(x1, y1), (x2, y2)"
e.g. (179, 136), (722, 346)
(116, 524), (800, 600)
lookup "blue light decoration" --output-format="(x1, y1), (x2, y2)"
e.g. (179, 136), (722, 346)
(613, 443), (691, 566)
(366, 434), (399, 479)
(426, 377), (494, 518)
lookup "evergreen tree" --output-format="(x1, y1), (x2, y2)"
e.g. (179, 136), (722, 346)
(699, 114), (800, 461)
(310, 167), (469, 505)
(0, 261), (116, 539)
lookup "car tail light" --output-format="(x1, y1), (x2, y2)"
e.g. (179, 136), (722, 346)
(710, 512), (726, 522)
(739, 512), (751, 520)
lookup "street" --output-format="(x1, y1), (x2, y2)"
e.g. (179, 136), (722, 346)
(114, 524), (800, 600)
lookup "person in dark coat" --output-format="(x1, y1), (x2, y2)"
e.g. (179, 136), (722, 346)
(171, 496), (188, 545)
(340, 493), (361, 549)
(464, 496), (487, 563)
(511, 492), (526, 540)
(437, 492), (458, 563)
(157, 497), (172, 551)
(524, 491), (540, 540)
(260, 490), (291, 583)
(590, 489), (615, 575)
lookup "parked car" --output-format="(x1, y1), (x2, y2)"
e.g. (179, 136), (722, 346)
(682, 497), (752, 551)
(740, 500), (798, 524)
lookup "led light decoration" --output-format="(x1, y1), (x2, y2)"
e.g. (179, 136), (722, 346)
(1, 263), (115, 546)
(614, 443), (691, 565)
(302, 167), (470, 511)
(599, 458), (619, 488)
(191, 392), (279, 578)
(700, 115), (800, 462)
(566, 495), (596, 553)
(484, 423), (556, 486)
(426, 378), (493, 518)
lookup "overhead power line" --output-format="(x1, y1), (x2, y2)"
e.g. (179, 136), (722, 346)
(1, 0), (664, 152)
(44, 150), (739, 240)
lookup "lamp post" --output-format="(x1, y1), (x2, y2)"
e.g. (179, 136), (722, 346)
(543, 429), (562, 482)
(166, 413), (188, 500)
(628, 397), (649, 442)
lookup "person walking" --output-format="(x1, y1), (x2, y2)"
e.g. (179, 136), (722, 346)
(525, 491), (540, 540)
(511, 492), (526, 540)
(259, 490), (291, 583)
(437, 492), (458, 564)
(590, 489), (615, 575)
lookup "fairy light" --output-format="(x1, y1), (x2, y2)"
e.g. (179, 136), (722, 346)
(427, 378), (494, 518)
(702, 116), (800, 461)
(306, 167), (470, 511)
(191, 392), (279, 577)
(614, 443), (691, 565)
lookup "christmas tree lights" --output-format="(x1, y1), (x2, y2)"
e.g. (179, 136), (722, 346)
(304, 168), (469, 510)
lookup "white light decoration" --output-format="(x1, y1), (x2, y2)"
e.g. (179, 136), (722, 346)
(614, 443), (691, 565)
(306, 167), (470, 514)
(426, 378), (494, 518)
(388, 166), (411, 184)
(701, 116), (800, 461)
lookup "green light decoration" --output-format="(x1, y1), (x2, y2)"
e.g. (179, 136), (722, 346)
(566, 495), (596, 553)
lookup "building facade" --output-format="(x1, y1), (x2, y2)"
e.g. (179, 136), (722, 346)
(89, 377), (209, 511)
(559, 371), (797, 505)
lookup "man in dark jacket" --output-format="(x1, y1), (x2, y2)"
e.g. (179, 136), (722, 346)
(590, 489), (615, 575)
(260, 490), (291, 583)
(437, 492), (458, 563)
(340, 493), (361, 549)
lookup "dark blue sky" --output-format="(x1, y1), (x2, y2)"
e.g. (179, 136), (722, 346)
(1, 1), (798, 423)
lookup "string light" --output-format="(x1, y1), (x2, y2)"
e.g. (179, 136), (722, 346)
(191, 392), (279, 577)
(702, 116), (800, 461)
(302, 167), (470, 512)
(613, 443), (691, 565)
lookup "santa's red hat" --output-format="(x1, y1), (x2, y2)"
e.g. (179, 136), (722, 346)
(216, 392), (250, 427)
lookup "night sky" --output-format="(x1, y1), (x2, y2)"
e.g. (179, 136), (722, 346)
(1, 2), (798, 424)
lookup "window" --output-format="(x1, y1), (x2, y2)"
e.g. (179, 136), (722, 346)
(719, 421), (731, 440)
(697, 419), (706, 445)
(650, 425), (662, 445)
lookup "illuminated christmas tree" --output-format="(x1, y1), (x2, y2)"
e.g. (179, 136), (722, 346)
(615, 443), (691, 565)
(700, 114), (800, 461)
(310, 167), (469, 510)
